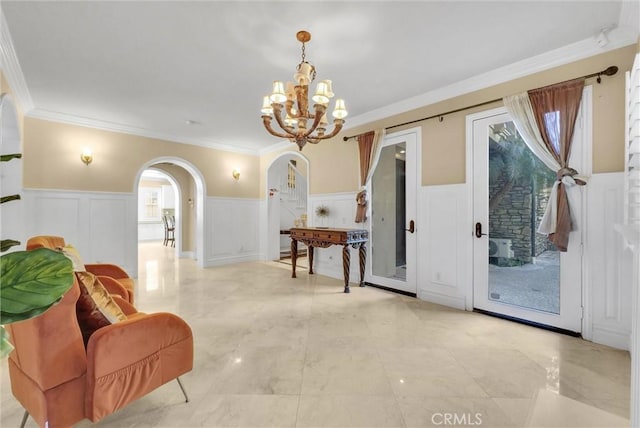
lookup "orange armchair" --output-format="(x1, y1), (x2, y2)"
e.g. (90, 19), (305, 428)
(6, 276), (194, 427)
(26, 235), (136, 304)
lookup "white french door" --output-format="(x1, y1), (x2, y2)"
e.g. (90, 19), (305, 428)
(367, 129), (418, 295)
(470, 103), (588, 333)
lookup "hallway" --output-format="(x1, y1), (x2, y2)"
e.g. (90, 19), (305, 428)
(1, 242), (631, 427)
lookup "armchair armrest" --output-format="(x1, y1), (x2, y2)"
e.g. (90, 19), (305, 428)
(86, 313), (193, 380)
(85, 263), (130, 279)
(85, 313), (193, 421)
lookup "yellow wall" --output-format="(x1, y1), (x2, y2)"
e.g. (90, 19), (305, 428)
(293, 44), (636, 192)
(22, 117), (260, 198)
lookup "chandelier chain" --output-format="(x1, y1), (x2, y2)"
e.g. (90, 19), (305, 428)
(297, 42), (316, 82)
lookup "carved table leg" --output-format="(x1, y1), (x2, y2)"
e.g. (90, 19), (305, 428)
(359, 243), (366, 287)
(308, 245), (315, 275)
(342, 244), (351, 293)
(291, 238), (297, 278)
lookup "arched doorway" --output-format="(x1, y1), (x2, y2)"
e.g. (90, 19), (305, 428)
(137, 168), (180, 248)
(266, 152), (309, 262)
(134, 157), (206, 269)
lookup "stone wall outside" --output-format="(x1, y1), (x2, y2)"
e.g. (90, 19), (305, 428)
(489, 175), (555, 264)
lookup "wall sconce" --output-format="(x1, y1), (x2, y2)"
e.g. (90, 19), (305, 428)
(80, 149), (93, 165)
(232, 169), (240, 180)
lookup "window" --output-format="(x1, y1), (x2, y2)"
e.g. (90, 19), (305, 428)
(139, 186), (163, 221)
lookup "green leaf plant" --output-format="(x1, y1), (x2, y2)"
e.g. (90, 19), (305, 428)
(0, 249), (73, 357)
(0, 148), (74, 357)
(1, 248), (74, 324)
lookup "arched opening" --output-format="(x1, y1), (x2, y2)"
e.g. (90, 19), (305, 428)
(137, 168), (180, 249)
(266, 151), (309, 263)
(134, 157), (207, 276)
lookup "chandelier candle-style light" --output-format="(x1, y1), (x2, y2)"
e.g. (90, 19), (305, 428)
(261, 30), (347, 151)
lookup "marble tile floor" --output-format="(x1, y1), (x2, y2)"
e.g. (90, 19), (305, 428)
(0, 241), (630, 427)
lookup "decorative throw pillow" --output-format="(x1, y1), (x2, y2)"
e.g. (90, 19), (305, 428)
(57, 244), (86, 272)
(75, 271), (127, 346)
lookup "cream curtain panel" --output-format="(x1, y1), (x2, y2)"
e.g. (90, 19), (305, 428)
(355, 129), (385, 223)
(503, 80), (586, 252)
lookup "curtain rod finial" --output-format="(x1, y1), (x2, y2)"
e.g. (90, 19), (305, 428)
(603, 66), (618, 76)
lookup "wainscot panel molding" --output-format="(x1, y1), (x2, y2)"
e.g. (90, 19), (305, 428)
(138, 221), (164, 241)
(586, 173), (632, 350)
(23, 189), (138, 276)
(204, 196), (261, 267)
(418, 184), (468, 310)
(307, 192), (363, 283)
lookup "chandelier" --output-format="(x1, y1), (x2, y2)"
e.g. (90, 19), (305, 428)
(261, 30), (348, 151)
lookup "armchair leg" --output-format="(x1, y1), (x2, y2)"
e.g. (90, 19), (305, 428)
(176, 377), (189, 403)
(20, 410), (28, 428)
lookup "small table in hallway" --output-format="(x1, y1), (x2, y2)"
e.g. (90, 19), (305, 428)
(289, 227), (368, 293)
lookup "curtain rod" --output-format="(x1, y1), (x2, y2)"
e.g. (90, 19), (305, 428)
(343, 65), (618, 142)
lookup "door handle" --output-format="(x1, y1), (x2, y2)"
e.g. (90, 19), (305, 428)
(406, 220), (415, 234)
(475, 222), (487, 238)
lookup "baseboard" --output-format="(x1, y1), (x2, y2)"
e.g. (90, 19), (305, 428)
(314, 266), (361, 284)
(205, 253), (260, 267)
(418, 289), (466, 310)
(592, 324), (630, 351)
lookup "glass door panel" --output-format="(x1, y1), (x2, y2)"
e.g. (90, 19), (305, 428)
(487, 120), (560, 314)
(371, 143), (407, 281)
(471, 109), (583, 333)
(368, 130), (417, 295)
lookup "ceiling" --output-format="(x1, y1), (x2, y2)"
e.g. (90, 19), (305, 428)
(1, 1), (637, 154)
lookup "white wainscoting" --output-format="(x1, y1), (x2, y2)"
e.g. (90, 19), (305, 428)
(307, 192), (363, 283)
(204, 196), (261, 267)
(22, 189), (138, 276)
(307, 187), (471, 302)
(21, 190), (263, 275)
(138, 221), (164, 241)
(19, 180), (632, 350)
(585, 173), (632, 350)
(418, 184), (469, 310)
(413, 177), (631, 351)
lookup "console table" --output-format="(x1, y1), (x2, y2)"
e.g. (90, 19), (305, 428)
(289, 227), (368, 293)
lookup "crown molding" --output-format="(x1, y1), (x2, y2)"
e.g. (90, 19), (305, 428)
(345, 28), (637, 131)
(0, 9), (34, 111)
(27, 108), (261, 156)
(3, 7), (636, 157)
(0, 7), (261, 157)
(258, 139), (298, 156)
